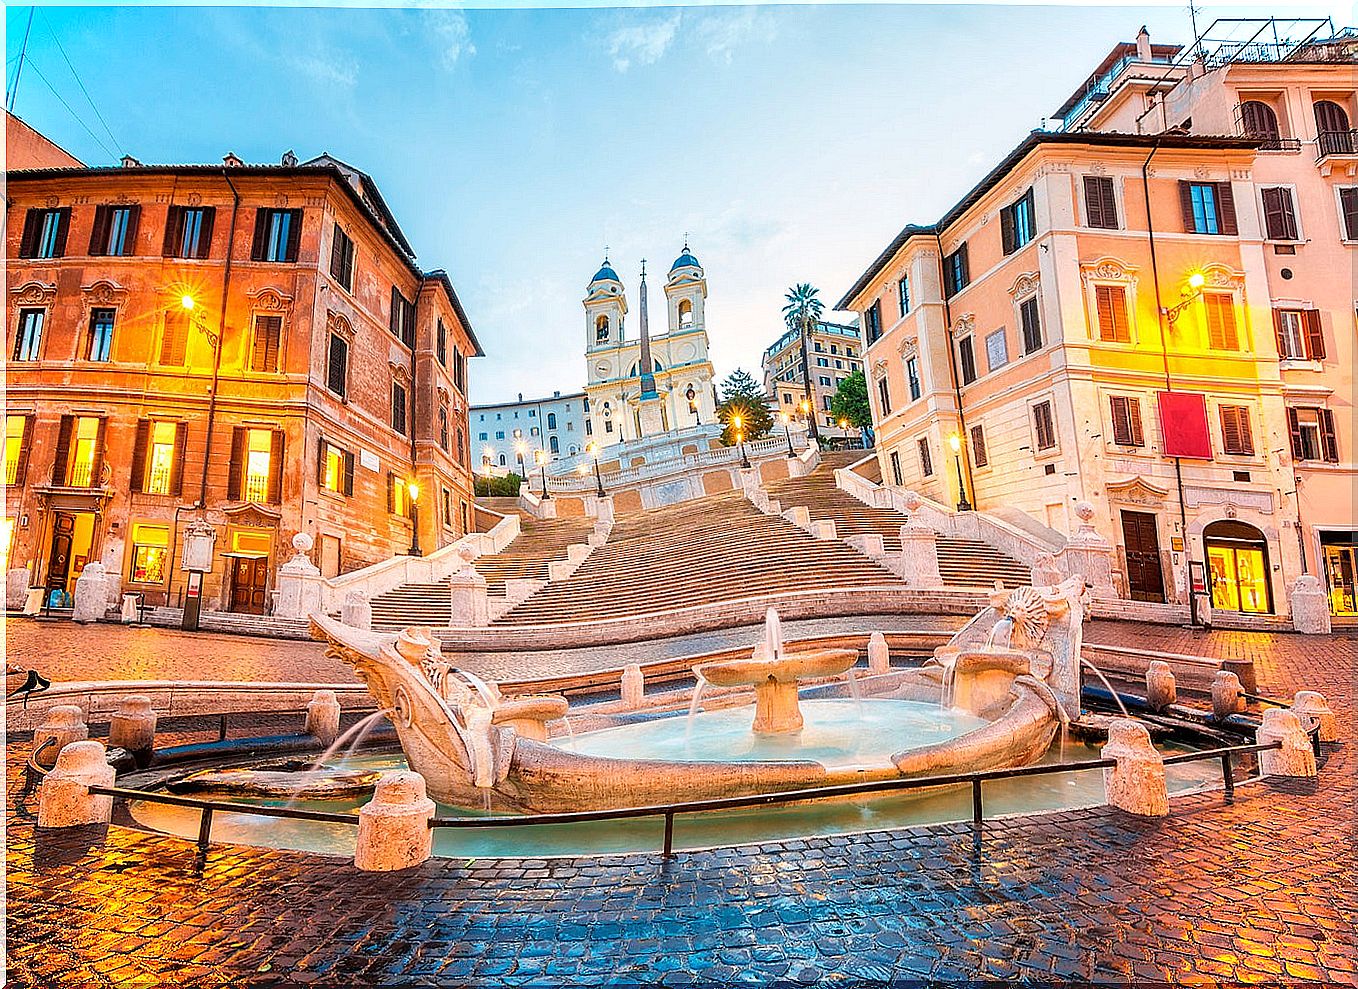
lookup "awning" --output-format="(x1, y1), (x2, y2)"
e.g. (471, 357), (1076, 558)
(219, 551), (269, 560)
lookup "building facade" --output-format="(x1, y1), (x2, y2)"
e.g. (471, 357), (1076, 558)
(583, 248), (718, 445)
(761, 318), (863, 437)
(838, 19), (1356, 622)
(6, 151), (481, 614)
(471, 390), (590, 474)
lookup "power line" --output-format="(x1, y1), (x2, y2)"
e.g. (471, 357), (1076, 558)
(7, 7), (35, 112)
(25, 57), (116, 160)
(38, 8), (121, 154)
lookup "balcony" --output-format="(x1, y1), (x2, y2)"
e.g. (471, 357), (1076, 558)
(1317, 129), (1357, 160)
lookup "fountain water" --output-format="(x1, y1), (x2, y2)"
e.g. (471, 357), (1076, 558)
(1080, 658), (1129, 718)
(306, 709), (392, 775)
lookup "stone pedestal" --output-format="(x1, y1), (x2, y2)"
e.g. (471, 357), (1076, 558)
(353, 771), (435, 872)
(1145, 661), (1177, 712)
(37, 740), (115, 828)
(305, 690), (342, 746)
(1211, 671), (1245, 720)
(1057, 502), (1118, 599)
(894, 523), (942, 587)
(867, 632), (890, 675)
(120, 593), (141, 623)
(341, 590), (372, 630)
(274, 534), (324, 620)
(1101, 718), (1168, 817)
(1256, 708), (1317, 778)
(72, 562), (109, 623)
(620, 664), (644, 708)
(1291, 690), (1337, 743)
(22, 587), (43, 615)
(1288, 575), (1332, 635)
(109, 696), (157, 756)
(7, 568), (31, 611)
(35, 706), (89, 761)
(751, 678), (803, 735)
(449, 565), (489, 626)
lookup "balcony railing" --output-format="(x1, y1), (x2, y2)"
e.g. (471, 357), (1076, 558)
(1317, 129), (1357, 159)
(4, 459), (19, 486)
(68, 460), (95, 488)
(1253, 135), (1302, 153)
(244, 473), (270, 503)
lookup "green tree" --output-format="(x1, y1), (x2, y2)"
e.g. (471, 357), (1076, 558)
(781, 283), (825, 442)
(716, 367), (773, 446)
(830, 370), (874, 443)
(474, 473), (523, 497)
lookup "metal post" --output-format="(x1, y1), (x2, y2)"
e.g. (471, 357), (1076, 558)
(784, 422), (794, 457)
(971, 778), (983, 825)
(1311, 725), (1322, 758)
(540, 464), (551, 500)
(197, 806), (214, 852)
(1220, 752), (1234, 800)
(593, 458), (606, 498)
(662, 811), (674, 859)
(218, 714), (228, 741)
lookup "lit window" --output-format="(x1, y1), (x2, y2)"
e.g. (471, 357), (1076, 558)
(145, 422), (178, 495)
(129, 524), (170, 583)
(5, 416), (30, 485)
(68, 417), (101, 487)
(245, 429), (273, 502)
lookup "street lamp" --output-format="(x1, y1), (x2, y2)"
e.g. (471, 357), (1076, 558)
(731, 413), (751, 469)
(514, 439), (526, 477)
(948, 434), (972, 512)
(586, 441), (606, 497)
(407, 480), (422, 556)
(779, 411), (795, 457)
(1164, 270), (1207, 326)
(482, 446), (494, 473)
(534, 448), (551, 500)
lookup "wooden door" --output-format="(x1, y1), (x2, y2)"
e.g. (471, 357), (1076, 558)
(45, 513), (74, 600)
(230, 557), (269, 615)
(1315, 100), (1353, 154)
(1120, 511), (1165, 603)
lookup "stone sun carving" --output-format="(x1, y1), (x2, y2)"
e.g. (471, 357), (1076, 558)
(996, 586), (1051, 652)
(1008, 272), (1040, 299)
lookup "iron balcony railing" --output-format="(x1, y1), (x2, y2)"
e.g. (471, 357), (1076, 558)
(1317, 129), (1357, 158)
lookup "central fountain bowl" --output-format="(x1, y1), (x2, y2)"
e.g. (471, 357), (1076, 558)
(694, 647), (859, 734)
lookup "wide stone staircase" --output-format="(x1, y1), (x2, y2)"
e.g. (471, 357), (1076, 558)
(366, 505), (595, 629)
(766, 451), (1032, 589)
(493, 491), (902, 626)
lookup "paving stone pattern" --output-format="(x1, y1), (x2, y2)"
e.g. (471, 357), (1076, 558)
(7, 625), (1357, 986)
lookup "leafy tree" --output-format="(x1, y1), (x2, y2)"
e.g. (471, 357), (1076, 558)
(474, 472), (523, 497)
(717, 367), (773, 445)
(830, 370), (874, 443)
(781, 283), (825, 441)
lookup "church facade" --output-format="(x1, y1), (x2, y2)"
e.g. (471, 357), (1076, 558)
(583, 247), (718, 446)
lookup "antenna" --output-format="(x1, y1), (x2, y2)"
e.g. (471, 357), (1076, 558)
(8, 8), (36, 113)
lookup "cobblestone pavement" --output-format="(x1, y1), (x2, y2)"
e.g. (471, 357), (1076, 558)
(7, 625), (1356, 986)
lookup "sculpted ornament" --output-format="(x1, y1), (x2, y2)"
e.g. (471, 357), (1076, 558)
(12, 281), (57, 307)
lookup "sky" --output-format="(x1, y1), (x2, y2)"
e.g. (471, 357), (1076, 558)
(6, 2), (1349, 404)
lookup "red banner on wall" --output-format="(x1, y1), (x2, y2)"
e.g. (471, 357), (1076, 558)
(1158, 392), (1213, 459)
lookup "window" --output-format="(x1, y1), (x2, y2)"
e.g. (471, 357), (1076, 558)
(1240, 100), (1281, 148)
(817, 358), (829, 368)
(528, 409), (536, 418)
(1340, 188), (1358, 240)
(1094, 284), (1130, 343)
(596, 315), (609, 341)
(129, 524), (170, 584)
(897, 276), (910, 316)
(439, 407), (449, 451)
(18, 207), (70, 259)
(815, 342), (824, 352)
(454, 348), (467, 393)
(1314, 100), (1354, 156)
(547, 412), (557, 429)
(549, 435), (559, 454)
(87, 308), (115, 362)
(57, 416), (104, 487)
(436, 320), (447, 367)
(392, 382), (408, 435)
(251, 315), (282, 372)
(822, 396), (832, 411)
(250, 208), (302, 263)
(530, 426), (539, 437)
(495, 430), (504, 440)
(958, 336), (977, 384)
(1109, 395), (1144, 447)
(329, 224), (355, 291)
(14, 309), (44, 361)
(388, 473), (412, 517)
(959, 428), (986, 473)
(160, 310), (189, 367)
(1179, 181), (1237, 235)
(5, 415), (32, 485)
(876, 376), (891, 416)
(1287, 407), (1338, 463)
(864, 301), (883, 344)
(819, 375), (832, 387)
(889, 451), (903, 486)
(442, 488), (453, 529)
(1083, 175), (1118, 229)
(917, 438), (933, 477)
(390, 288), (416, 347)
(1219, 405), (1254, 456)
(1000, 188), (1035, 254)
(678, 298), (694, 327)
(1203, 292), (1239, 351)
(943, 244), (970, 298)
(163, 206), (215, 259)
(1260, 187), (1298, 241)
(906, 356), (922, 402)
(1273, 309), (1324, 362)
(228, 428), (283, 503)
(1032, 401), (1056, 451)
(131, 420), (186, 495)
(1019, 296), (1042, 354)
(985, 329), (1009, 372)
(319, 440), (354, 496)
(326, 333), (348, 397)
(88, 205), (140, 256)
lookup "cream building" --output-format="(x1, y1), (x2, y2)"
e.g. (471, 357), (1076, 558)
(762, 318), (864, 438)
(583, 247), (718, 445)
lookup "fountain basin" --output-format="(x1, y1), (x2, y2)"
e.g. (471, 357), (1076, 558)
(694, 646), (858, 734)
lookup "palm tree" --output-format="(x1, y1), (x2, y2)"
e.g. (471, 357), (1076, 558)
(782, 283), (825, 442)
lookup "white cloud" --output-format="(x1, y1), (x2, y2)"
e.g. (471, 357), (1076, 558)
(604, 11), (681, 73)
(290, 49), (357, 90)
(692, 8), (775, 65)
(426, 9), (476, 69)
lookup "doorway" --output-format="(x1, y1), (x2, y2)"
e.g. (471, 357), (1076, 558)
(1120, 510), (1165, 602)
(44, 510), (95, 606)
(229, 556), (269, 615)
(1322, 539), (1356, 617)
(1204, 520), (1272, 614)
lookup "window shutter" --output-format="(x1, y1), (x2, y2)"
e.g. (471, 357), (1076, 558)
(52, 416), (74, 486)
(163, 206), (183, 256)
(317, 438), (327, 486)
(53, 208), (70, 256)
(386, 473), (395, 514)
(1110, 396), (1130, 445)
(330, 225), (345, 282)
(327, 334), (347, 395)
(1276, 188), (1297, 240)
(1128, 397), (1144, 446)
(1220, 407), (1241, 455)
(122, 206), (141, 255)
(170, 422), (188, 496)
(285, 209), (303, 262)
(1287, 408), (1304, 459)
(390, 287), (401, 335)
(197, 207), (216, 259)
(252, 316), (281, 372)
(1341, 188), (1358, 240)
(1260, 188), (1284, 239)
(1206, 294), (1238, 350)
(160, 312), (187, 366)
(1178, 181), (1196, 231)
(1319, 409), (1339, 463)
(1000, 204), (1016, 255)
(957, 243), (969, 286)
(1272, 309), (1288, 356)
(1303, 310), (1325, 361)
(18, 209), (41, 258)
(343, 450), (355, 497)
(91, 418), (107, 486)
(970, 425), (987, 467)
(1216, 181), (1237, 236)
(130, 419), (150, 492)
(227, 427), (246, 500)
(268, 430), (285, 503)
(13, 416), (33, 484)
(250, 209), (269, 261)
(89, 205), (111, 256)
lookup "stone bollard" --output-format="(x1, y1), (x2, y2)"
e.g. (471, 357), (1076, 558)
(1288, 575), (1332, 635)
(1100, 718), (1168, 817)
(620, 664), (644, 708)
(72, 562), (109, 623)
(1145, 661), (1177, 712)
(341, 590), (372, 630)
(109, 696), (157, 756)
(305, 690), (342, 747)
(34, 705), (89, 762)
(120, 593), (141, 624)
(354, 771), (435, 872)
(1211, 671), (1246, 721)
(1256, 708), (1317, 778)
(37, 740), (115, 828)
(867, 632), (890, 675)
(1291, 691), (1337, 743)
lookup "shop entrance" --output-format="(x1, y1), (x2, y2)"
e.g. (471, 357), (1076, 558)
(1204, 520), (1272, 615)
(44, 510), (95, 607)
(1321, 534), (1357, 617)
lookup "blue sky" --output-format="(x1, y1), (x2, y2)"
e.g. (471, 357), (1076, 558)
(7, 3), (1348, 403)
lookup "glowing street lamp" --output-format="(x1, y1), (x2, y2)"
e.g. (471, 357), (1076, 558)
(586, 441), (606, 497)
(731, 413), (751, 469)
(514, 439), (526, 475)
(534, 448), (551, 500)
(407, 480), (422, 556)
(1165, 270), (1208, 326)
(948, 434), (972, 513)
(779, 411), (795, 457)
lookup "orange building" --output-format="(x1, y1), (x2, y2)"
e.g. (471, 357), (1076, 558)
(5, 151), (481, 615)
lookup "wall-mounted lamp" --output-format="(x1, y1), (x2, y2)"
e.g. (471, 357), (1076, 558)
(1164, 271), (1206, 326)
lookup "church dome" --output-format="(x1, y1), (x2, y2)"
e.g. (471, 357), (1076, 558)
(590, 262), (621, 284)
(670, 249), (701, 273)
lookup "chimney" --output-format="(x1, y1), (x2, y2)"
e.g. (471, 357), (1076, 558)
(1136, 25), (1152, 62)
(281, 149), (298, 167)
(120, 155), (141, 168)
(223, 152), (244, 168)
(553, 390), (561, 398)
(518, 392), (523, 402)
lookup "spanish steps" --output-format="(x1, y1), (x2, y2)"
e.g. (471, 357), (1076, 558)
(765, 451), (1032, 589)
(493, 490), (901, 626)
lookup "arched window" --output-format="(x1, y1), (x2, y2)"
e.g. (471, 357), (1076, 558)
(454, 427), (464, 464)
(1315, 100), (1353, 155)
(547, 412), (557, 429)
(1239, 100), (1280, 148)
(678, 298), (693, 328)
(549, 435), (559, 454)
(498, 453), (506, 466)
(595, 315), (609, 341)
(438, 406), (449, 450)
